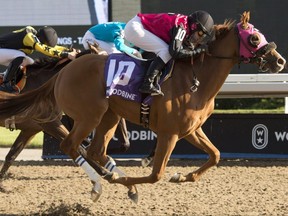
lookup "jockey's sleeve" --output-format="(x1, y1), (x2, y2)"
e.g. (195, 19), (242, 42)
(169, 25), (194, 59)
(113, 30), (136, 55)
(24, 33), (70, 58)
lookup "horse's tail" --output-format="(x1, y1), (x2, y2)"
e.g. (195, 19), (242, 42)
(0, 74), (61, 123)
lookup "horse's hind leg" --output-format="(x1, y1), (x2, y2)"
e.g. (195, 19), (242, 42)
(60, 120), (107, 202)
(0, 128), (40, 180)
(170, 127), (220, 183)
(87, 110), (139, 203)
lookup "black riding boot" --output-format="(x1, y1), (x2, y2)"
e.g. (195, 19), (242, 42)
(0, 57), (24, 93)
(139, 57), (165, 96)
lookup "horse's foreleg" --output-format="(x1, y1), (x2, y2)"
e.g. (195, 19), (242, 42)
(108, 118), (130, 154)
(170, 127), (220, 183)
(110, 134), (178, 185)
(0, 129), (40, 180)
(141, 141), (157, 167)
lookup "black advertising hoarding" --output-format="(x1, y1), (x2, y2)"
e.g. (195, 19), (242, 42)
(141, 0), (288, 75)
(42, 114), (288, 159)
(198, 114), (288, 158)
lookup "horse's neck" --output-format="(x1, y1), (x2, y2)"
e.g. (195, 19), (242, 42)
(199, 57), (235, 99)
(22, 64), (62, 93)
(172, 29), (238, 106)
(197, 31), (238, 100)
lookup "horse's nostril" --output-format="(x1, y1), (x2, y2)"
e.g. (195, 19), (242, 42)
(278, 58), (285, 66)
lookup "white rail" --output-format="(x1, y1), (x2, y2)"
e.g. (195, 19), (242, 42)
(218, 74), (288, 98)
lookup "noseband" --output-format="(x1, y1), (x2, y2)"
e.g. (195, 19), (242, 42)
(236, 23), (276, 72)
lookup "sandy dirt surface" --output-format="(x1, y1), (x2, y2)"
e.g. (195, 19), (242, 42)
(0, 159), (287, 216)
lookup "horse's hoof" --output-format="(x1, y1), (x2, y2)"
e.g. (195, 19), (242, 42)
(169, 173), (184, 183)
(91, 182), (102, 202)
(128, 190), (138, 204)
(141, 157), (152, 167)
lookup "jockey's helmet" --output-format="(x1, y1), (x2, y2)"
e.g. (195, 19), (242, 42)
(37, 26), (58, 47)
(188, 10), (214, 37)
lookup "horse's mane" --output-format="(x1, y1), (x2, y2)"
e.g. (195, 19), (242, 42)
(25, 49), (92, 76)
(213, 19), (236, 40)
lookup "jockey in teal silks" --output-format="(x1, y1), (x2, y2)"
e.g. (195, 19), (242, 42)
(82, 22), (142, 58)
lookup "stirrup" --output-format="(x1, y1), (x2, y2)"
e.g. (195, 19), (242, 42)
(151, 88), (164, 96)
(139, 85), (164, 96)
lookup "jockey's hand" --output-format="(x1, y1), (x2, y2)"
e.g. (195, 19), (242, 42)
(68, 48), (78, 60)
(132, 49), (142, 59)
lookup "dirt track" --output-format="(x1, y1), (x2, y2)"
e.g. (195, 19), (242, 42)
(0, 159), (287, 216)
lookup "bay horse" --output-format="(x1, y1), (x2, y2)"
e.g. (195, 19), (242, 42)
(0, 56), (72, 182)
(0, 11), (285, 202)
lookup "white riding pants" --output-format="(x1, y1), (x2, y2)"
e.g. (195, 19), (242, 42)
(124, 16), (172, 63)
(0, 48), (34, 67)
(82, 31), (121, 54)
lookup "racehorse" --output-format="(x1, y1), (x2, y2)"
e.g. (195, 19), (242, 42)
(0, 12), (285, 202)
(0, 51), (129, 183)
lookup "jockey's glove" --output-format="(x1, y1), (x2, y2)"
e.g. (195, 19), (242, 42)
(194, 44), (209, 54)
(132, 49), (143, 59)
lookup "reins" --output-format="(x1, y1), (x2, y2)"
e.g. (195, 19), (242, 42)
(189, 54), (202, 93)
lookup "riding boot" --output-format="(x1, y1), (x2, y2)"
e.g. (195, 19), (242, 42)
(139, 56), (165, 96)
(0, 57), (24, 93)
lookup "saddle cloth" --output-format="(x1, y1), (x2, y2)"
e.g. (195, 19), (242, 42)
(105, 53), (173, 105)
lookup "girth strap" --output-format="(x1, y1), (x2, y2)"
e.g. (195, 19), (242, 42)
(140, 103), (150, 128)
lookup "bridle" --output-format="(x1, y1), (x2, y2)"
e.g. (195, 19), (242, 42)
(189, 22), (276, 92)
(208, 23), (275, 71)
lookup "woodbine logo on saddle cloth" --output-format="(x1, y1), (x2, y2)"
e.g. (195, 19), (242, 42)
(105, 53), (173, 104)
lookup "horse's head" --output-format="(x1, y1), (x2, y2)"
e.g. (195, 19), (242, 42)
(237, 11), (286, 73)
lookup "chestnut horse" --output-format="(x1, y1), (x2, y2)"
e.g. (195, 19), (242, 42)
(0, 51), (129, 183)
(0, 12), (285, 202)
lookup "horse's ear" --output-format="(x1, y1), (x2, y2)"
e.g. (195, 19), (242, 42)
(240, 11), (250, 29)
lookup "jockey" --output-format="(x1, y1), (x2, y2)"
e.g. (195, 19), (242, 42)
(0, 26), (78, 93)
(124, 11), (215, 96)
(82, 22), (142, 58)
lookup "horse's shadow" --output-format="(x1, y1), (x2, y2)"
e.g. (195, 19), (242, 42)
(1, 158), (287, 168)
(29, 203), (92, 216)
